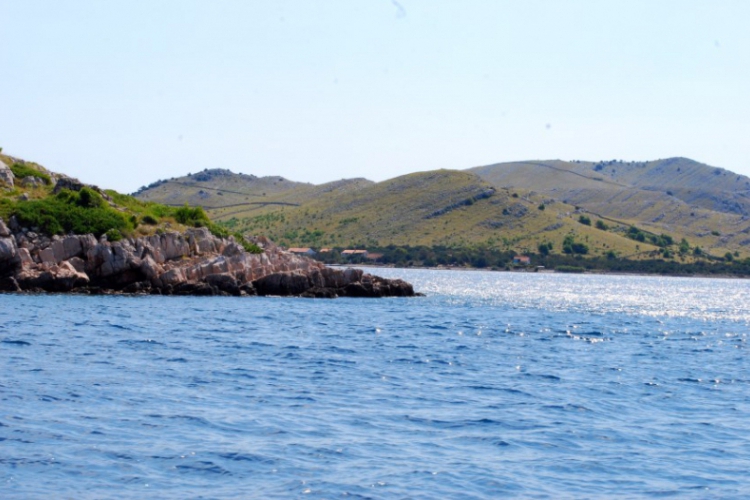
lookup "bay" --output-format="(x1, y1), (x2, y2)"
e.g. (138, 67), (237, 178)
(1, 269), (749, 498)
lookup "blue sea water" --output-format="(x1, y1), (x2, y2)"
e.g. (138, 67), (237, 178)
(2, 269), (750, 499)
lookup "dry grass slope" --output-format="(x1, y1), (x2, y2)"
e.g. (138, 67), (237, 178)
(469, 158), (750, 257)
(212, 169), (671, 259)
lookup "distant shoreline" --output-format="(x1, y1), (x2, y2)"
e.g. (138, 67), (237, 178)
(328, 263), (749, 280)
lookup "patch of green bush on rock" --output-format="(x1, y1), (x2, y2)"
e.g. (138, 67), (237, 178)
(12, 189), (130, 237)
(7, 190), (263, 254)
(174, 204), (210, 227)
(235, 234), (262, 254)
(10, 163), (52, 185)
(105, 228), (124, 242)
(141, 214), (158, 225)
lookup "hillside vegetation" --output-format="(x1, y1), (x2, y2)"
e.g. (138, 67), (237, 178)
(0, 152), (260, 252)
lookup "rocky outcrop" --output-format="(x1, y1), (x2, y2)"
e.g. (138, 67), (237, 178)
(0, 219), (19, 275)
(0, 159), (14, 188)
(52, 176), (86, 194)
(0, 217), (418, 298)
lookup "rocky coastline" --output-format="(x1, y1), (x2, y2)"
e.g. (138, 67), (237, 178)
(0, 217), (417, 298)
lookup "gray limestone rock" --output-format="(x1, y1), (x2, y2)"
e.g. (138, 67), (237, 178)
(0, 160), (13, 189)
(53, 176), (85, 193)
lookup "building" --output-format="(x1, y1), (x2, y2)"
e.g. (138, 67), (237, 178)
(288, 247), (317, 256)
(513, 255), (531, 265)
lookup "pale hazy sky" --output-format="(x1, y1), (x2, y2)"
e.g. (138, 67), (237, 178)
(1, 1), (749, 193)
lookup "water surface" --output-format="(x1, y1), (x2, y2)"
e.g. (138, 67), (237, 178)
(2, 270), (749, 498)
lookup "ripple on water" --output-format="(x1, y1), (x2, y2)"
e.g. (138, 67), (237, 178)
(1, 272), (750, 498)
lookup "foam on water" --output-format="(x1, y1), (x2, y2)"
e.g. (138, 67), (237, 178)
(2, 270), (750, 498)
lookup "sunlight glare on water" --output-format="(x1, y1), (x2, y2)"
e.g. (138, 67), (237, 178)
(371, 268), (750, 322)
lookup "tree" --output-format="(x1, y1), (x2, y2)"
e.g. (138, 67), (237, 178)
(578, 215), (591, 226)
(571, 242), (589, 254)
(678, 238), (690, 256)
(659, 234), (674, 247)
(628, 226), (646, 242)
(562, 235), (587, 255)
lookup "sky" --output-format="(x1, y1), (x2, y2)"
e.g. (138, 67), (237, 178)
(1, 0), (749, 193)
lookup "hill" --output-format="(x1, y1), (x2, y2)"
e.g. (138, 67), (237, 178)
(205, 169), (694, 261)
(132, 168), (311, 207)
(131, 157), (750, 264)
(133, 168), (376, 218)
(468, 158), (750, 256)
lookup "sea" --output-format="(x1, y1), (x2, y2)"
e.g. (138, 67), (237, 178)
(2, 269), (750, 499)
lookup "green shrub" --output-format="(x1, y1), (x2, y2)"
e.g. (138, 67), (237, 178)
(175, 205), (210, 226)
(148, 204), (173, 218)
(105, 228), (123, 242)
(627, 226), (646, 242)
(571, 242), (589, 254)
(538, 242), (553, 256)
(55, 189), (77, 203)
(237, 237), (263, 254)
(679, 238), (690, 255)
(142, 214), (158, 225)
(578, 215), (591, 226)
(595, 220), (608, 230)
(207, 223), (229, 239)
(0, 198), (14, 220)
(105, 190), (142, 209)
(77, 187), (106, 208)
(226, 227), (262, 254)
(13, 196), (130, 237)
(657, 234), (674, 247)
(561, 234), (588, 255)
(203, 222), (262, 254)
(10, 163), (52, 185)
